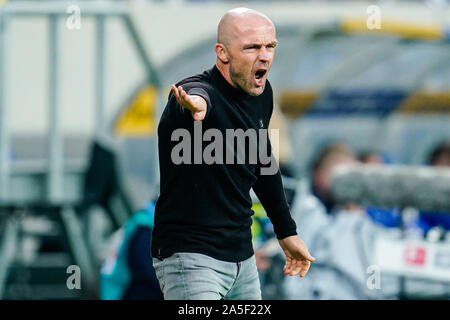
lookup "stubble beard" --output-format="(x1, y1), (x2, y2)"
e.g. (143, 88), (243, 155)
(229, 61), (264, 96)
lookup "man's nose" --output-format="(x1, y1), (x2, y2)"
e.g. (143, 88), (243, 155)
(258, 48), (272, 63)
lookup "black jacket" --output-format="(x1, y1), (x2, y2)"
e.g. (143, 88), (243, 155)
(152, 65), (297, 262)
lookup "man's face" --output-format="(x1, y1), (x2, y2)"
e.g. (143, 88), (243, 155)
(226, 17), (277, 96)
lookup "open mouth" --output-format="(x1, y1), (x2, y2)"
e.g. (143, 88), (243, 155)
(254, 69), (267, 80)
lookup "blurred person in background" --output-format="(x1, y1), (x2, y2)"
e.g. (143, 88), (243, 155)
(284, 141), (450, 299)
(357, 151), (404, 229)
(283, 143), (399, 299)
(417, 141), (450, 235)
(428, 140), (450, 167)
(363, 142), (450, 234)
(100, 200), (163, 300)
(310, 143), (361, 214)
(358, 151), (385, 165)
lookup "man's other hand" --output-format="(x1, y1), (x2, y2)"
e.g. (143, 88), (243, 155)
(171, 85), (207, 121)
(278, 235), (315, 278)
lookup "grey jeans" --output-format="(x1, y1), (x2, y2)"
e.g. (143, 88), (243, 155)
(152, 252), (262, 300)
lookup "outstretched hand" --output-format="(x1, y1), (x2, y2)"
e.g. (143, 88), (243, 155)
(278, 235), (315, 278)
(171, 85), (207, 121)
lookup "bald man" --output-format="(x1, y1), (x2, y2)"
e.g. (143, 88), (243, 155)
(151, 8), (314, 300)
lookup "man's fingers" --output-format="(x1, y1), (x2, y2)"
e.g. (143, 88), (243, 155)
(180, 88), (191, 104)
(299, 261), (311, 278)
(171, 84), (206, 120)
(178, 86), (184, 97)
(177, 86), (185, 102)
(284, 258), (301, 276)
(283, 257), (293, 275)
(178, 86), (189, 102)
(291, 264), (302, 276)
(293, 260), (306, 276)
(173, 85), (195, 109)
(172, 85), (187, 102)
(171, 84), (177, 96)
(294, 249), (315, 263)
(284, 259), (312, 277)
(172, 85), (181, 101)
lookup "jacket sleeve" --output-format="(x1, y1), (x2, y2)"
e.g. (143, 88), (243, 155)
(252, 132), (297, 240)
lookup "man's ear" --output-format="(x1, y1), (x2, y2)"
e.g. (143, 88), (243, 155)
(215, 43), (230, 64)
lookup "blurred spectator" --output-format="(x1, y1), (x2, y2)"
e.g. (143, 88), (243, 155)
(357, 144), (450, 234)
(99, 200), (163, 300)
(357, 150), (404, 228)
(417, 141), (450, 235)
(284, 141), (450, 299)
(310, 143), (359, 213)
(427, 141), (450, 167)
(358, 151), (384, 165)
(283, 143), (394, 299)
